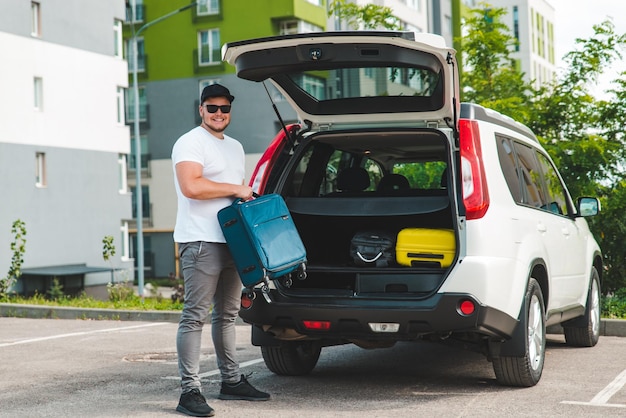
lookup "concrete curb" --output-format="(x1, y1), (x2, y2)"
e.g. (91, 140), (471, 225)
(0, 303), (182, 323)
(1, 303), (624, 336)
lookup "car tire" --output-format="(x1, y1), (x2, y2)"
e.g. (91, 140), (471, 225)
(261, 341), (322, 376)
(492, 277), (546, 387)
(563, 267), (601, 347)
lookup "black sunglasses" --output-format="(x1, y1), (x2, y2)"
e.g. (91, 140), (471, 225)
(203, 104), (231, 114)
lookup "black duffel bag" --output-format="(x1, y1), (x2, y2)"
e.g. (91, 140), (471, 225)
(350, 230), (396, 267)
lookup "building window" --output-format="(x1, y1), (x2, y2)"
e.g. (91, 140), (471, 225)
(125, 87), (147, 122)
(302, 75), (325, 99)
(116, 87), (125, 124)
(35, 152), (46, 187)
(131, 185), (150, 219)
(407, 0), (421, 12)
(129, 135), (149, 170)
(114, 19), (123, 58)
(198, 29), (220, 65)
(197, 0), (219, 15)
(118, 154), (128, 193)
(34, 77), (43, 110)
(279, 20), (322, 35)
(306, 0), (323, 5)
(126, 0), (144, 23)
(120, 222), (130, 261)
(126, 38), (145, 72)
(31, 2), (41, 37)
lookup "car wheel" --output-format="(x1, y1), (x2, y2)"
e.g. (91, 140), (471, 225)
(261, 341), (321, 376)
(492, 278), (546, 387)
(563, 267), (601, 347)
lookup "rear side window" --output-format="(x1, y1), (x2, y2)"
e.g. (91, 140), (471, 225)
(496, 136), (522, 202)
(496, 136), (572, 216)
(536, 152), (572, 216)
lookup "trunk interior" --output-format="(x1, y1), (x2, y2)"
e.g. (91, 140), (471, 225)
(282, 196), (456, 297)
(273, 129), (457, 298)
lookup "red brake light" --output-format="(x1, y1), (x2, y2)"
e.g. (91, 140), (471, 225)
(302, 320), (331, 330)
(249, 123), (300, 194)
(458, 299), (476, 316)
(459, 119), (489, 219)
(240, 292), (255, 309)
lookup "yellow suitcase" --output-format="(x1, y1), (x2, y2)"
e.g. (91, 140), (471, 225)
(396, 228), (455, 268)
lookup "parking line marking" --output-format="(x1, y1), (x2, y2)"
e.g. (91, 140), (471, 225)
(561, 369), (626, 408)
(0, 322), (168, 348)
(162, 358), (265, 380)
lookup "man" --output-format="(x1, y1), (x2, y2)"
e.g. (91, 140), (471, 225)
(172, 84), (270, 417)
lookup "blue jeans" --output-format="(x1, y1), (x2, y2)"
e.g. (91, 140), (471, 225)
(176, 241), (242, 392)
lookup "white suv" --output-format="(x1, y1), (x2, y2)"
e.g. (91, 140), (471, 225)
(223, 31), (602, 387)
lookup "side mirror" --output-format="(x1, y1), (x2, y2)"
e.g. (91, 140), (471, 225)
(577, 197), (600, 217)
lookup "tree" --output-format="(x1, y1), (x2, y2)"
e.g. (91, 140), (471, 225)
(529, 20), (626, 198)
(458, 5), (535, 122)
(459, 5), (626, 293)
(328, 0), (400, 30)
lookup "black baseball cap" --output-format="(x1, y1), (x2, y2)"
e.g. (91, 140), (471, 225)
(200, 83), (235, 103)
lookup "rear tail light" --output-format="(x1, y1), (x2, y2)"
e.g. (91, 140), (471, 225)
(459, 119), (489, 219)
(458, 299), (476, 316)
(240, 292), (255, 309)
(302, 320), (331, 330)
(249, 123), (300, 194)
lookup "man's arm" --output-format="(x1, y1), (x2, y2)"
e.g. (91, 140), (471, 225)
(176, 161), (252, 200)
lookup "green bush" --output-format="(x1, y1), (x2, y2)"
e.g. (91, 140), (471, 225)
(602, 289), (626, 319)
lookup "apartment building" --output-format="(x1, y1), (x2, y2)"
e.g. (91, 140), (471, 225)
(0, 0), (132, 297)
(459, 0), (556, 88)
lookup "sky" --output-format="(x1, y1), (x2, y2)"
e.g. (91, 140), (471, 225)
(549, 0), (626, 94)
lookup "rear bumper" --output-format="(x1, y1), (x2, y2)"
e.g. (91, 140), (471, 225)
(239, 290), (518, 342)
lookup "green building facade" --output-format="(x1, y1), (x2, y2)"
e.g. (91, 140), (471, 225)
(123, 0), (328, 280)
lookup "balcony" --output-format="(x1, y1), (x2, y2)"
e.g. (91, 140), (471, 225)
(125, 4), (145, 23)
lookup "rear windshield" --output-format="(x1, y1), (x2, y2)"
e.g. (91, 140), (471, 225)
(287, 67), (441, 101)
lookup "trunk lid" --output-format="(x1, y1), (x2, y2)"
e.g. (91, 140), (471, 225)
(222, 31), (459, 131)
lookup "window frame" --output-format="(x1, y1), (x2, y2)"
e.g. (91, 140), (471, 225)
(125, 86), (147, 122)
(33, 77), (43, 111)
(118, 154), (128, 194)
(198, 29), (221, 66)
(197, 0), (220, 16)
(120, 222), (130, 261)
(35, 152), (47, 188)
(31, 1), (41, 37)
(113, 19), (123, 58)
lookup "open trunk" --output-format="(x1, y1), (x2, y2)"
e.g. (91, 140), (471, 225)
(283, 197), (455, 296)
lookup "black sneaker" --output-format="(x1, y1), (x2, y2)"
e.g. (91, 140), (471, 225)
(176, 388), (215, 417)
(218, 374), (270, 401)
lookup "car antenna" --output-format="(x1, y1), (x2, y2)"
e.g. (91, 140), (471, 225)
(262, 81), (295, 147)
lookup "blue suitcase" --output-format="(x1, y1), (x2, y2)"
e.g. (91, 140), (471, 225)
(218, 193), (307, 291)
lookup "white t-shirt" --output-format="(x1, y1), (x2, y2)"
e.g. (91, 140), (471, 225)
(171, 126), (245, 243)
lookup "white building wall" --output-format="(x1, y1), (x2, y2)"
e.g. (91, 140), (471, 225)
(0, 32), (130, 153)
(0, 0), (133, 294)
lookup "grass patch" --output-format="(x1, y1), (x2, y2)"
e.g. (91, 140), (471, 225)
(2, 292), (183, 311)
